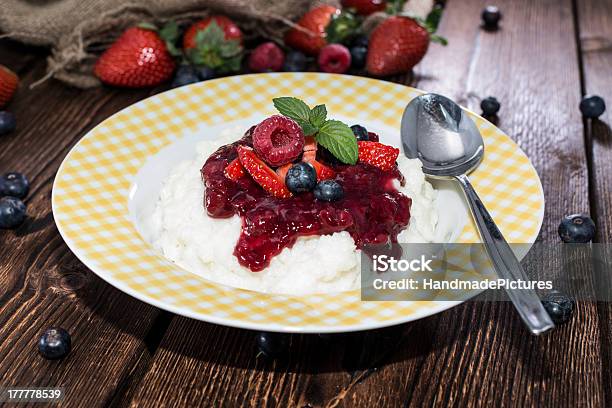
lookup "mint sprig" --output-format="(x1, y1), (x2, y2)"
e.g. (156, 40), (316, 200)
(272, 97), (358, 164)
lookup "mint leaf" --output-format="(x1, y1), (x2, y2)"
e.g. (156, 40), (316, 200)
(299, 120), (318, 136)
(310, 104), (327, 128)
(317, 120), (358, 164)
(273, 97), (311, 124)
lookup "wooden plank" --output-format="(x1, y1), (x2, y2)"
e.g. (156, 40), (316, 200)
(125, 0), (604, 406)
(0, 43), (168, 407)
(576, 0), (612, 403)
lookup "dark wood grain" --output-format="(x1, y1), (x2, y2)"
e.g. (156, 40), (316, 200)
(576, 0), (612, 404)
(0, 43), (169, 407)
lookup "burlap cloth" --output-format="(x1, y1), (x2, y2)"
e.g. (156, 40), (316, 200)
(0, 0), (340, 88)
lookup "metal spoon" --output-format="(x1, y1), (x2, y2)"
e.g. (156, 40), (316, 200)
(401, 93), (554, 335)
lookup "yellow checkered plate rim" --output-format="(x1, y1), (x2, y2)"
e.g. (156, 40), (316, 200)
(52, 73), (544, 333)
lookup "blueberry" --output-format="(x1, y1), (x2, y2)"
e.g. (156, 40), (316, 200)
(542, 291), (575, 325)
(256, 332), (288, 359)
(171, 65), (200, 88)
(0, 111), (16, 135)
(350, 46), (367, 69)
(194, 65), (216, 81)
(285, 162), (317, 194)
(579, 95), (606, 119)
(558, 214), (596, 243)
(351, 124), (369, 141)
(352, 35), (369, 48)
(38, 327), (71, 360)
(314, 180), (344, 202)
(0, 172), (29, 198)
(482, 5), (502, 30)
(283, 51), (307, 72)
(0, 196), (26, 229)
(480, 96), (500, 116)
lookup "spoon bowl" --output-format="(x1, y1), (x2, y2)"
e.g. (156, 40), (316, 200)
(401, 94), (484, 178)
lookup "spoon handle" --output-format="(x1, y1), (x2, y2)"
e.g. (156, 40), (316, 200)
(455, 173), (554, 335)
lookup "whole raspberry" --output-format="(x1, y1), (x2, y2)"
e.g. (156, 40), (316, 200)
(248, 42), (285, 73)
(252, 115), (305, 166)
(317, 44), (351, 74)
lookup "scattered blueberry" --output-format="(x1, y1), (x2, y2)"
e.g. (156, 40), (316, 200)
(542, 291), (575, 325)
(351, 124), (369, 141)
(285, 162), (317, 194)
(579, 95), (606, 119)
(0, 196), (26, 229)
(283, 51), (307, 72)
(482, 5), (502, 30)
(314, 180), (344, 202)
(481, 96), (501, 116)
(194, 65), (216, 81)
(38, 327), (71, 360)
(350, 46), (367, 69)
(352, 35), (369, 48)
(171, 65), (200, 88)
(0, 172), (29, 199)
(0, 111), (16, 135)
(558, 214), (596, 243)
(256, 332), (289, 359)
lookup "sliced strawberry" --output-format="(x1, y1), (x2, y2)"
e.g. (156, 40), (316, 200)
(224, 157), (246, 181)
(302, 136), (317, 162)
(301, 136), (336, 180)
(357, 141), (400, 171)
(236, 146), (292, 198)
(309, 160), (336, 180)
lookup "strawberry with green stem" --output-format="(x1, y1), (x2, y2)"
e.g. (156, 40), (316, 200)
(184, 21), (243, 73)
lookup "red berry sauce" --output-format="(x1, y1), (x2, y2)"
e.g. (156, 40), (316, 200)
(201, 128), (412, 272)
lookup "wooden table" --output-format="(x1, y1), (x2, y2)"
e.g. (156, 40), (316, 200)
(1, 0), (611, 406)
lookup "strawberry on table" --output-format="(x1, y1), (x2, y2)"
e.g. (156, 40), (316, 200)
(237, 145), (292, 199)
(285, 5), (340, 55)
(366, 16), (430, 76)
(183, 16), (243, 49)
(94, 27), (175, 87)
(0, 65), (18, 108)
(357, 141), (399, 171)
